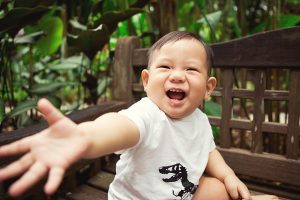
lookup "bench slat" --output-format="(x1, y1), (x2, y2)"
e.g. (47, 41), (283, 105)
(131, 27), (300, 68)
(65, 185), (107, 200)
(220, 68), (234, 148)
(252, 70), (265, 153)
(211, 27), (300, 68)
(219, 147), (300, 187)
(286, 69), (300, 159)
(133, 83), (290, 100)
(87, 171), (114, 191)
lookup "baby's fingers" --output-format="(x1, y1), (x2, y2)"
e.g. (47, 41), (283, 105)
(227, 186), (239, 199)
(0, 154), (33, 181)
(38, 98), (64, 126)
(0, 137), (31, 157)
(9, 161), (48, 197)
(44, 167), (65, 195)
(238, 184), (251, 200)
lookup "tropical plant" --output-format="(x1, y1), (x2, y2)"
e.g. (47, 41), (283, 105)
(0, 0), (149, 130)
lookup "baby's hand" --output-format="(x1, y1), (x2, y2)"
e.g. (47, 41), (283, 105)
(0, 99), (88, 197)
(224, 174), (251, 200)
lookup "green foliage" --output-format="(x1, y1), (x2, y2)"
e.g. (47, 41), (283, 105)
(29, 82), (76, 95)
(204, 100), (221, 139)
(7, 99), (37, 118)
(0, 0), (149, 130)
(68, 24), (110, 60)
(279, 15), (300, 28)
(34, 16), (64, 55)
(0, 99), (5, 125)
(49, 55), (88, 70)
(0, 6), (49, 37)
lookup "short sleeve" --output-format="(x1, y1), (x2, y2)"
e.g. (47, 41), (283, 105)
(201, 112), (216, 152)
(115, 98), (159, 154)
(209, 136), (216, 152)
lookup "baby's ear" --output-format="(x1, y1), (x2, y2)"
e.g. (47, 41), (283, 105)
(205, 76), (217, 100)
(141, 69), (149, 90)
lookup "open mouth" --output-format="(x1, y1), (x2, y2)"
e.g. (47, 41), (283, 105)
(166, 89), (186, 100)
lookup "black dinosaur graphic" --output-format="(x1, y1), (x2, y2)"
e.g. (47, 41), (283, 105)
(159, 163), (198, 200)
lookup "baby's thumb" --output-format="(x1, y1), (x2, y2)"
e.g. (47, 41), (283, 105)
(38, 98), (64, 126)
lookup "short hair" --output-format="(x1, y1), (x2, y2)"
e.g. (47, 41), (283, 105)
(147, 31), (214, 76)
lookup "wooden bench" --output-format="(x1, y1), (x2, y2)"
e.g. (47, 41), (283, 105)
(1, 27), (300, 200)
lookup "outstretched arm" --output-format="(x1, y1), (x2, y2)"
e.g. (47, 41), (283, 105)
(0, 98), (139, 197)
(205, 149), (251, 200)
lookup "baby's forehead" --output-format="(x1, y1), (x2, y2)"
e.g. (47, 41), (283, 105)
(160, 38), (203, 48)
(148, 39), (207, 65)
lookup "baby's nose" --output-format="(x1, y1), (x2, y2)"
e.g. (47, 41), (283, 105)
(170, 70), (186, 82)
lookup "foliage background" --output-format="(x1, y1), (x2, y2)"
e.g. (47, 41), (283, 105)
(0, 0), (299, 133)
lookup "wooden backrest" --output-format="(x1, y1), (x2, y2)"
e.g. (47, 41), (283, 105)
(111, 27), (300, 192)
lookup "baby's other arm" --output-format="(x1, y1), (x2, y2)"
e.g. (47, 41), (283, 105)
(205, 149), (251, 200)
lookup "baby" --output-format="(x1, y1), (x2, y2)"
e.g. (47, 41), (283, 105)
(0, 31), (279, 200)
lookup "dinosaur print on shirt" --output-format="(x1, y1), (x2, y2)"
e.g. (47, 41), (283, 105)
(159, 163), (198, 200)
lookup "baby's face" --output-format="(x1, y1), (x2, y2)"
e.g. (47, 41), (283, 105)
(142, 39), (216, 119)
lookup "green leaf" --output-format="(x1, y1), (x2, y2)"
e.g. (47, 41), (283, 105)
(250, 22), (266, 34)
(35, 16), (64, 55)
(49, 55), (88, 70)
(97, 77), (112, 97)
(95, 8), (143, 33)
(16, 112), (35, 128)
(68, 24), (110, 60)
(7, 99), (38, 118)
(14, 0), (54, 8)
(0, 6), (49, 36)
(29, 82), (75, 95)
(204, 100), (221, 117)
(48, 61), (79, 70)
(14, 31), (44, 44)
(44, 95), (62, 108)
(279, 15), (300, 28)
(195, 0), (206, 9)
(285, 0), (300, 2)
(204, 100), (222, 138)
(197, 11), (222, 29)
(0, 99), (5, 124)
(69, 19), (88, 31)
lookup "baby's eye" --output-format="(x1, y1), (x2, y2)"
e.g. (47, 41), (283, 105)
(158, 65), (170, 69)
(186, 67), (198, 72)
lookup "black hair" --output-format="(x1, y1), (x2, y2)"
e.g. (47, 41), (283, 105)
(148, 31), (214, 76)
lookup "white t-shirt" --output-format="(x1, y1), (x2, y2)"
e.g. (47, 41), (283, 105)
(108, 97), (215, 200)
